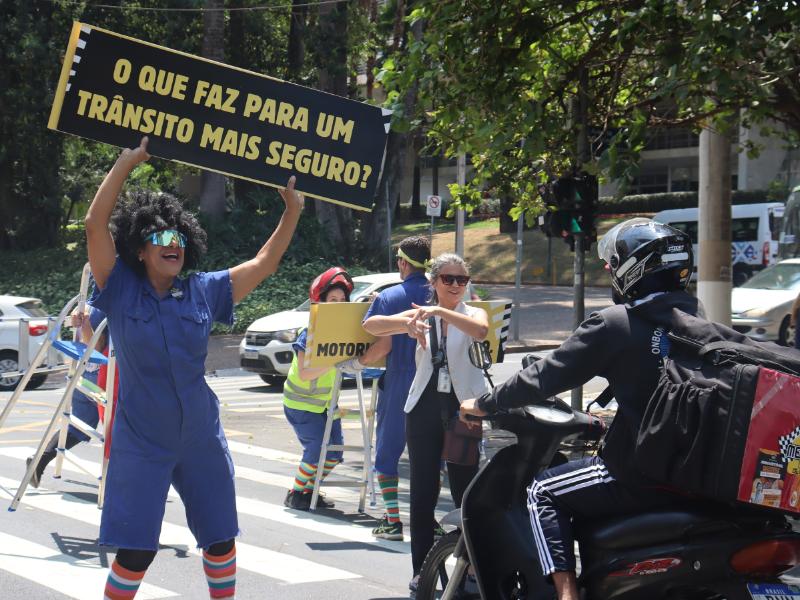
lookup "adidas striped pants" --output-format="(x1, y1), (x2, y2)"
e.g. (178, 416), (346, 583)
(527, 455), (675, 576)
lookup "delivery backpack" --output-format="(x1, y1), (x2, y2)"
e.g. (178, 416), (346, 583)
(632, 308), (800, 514)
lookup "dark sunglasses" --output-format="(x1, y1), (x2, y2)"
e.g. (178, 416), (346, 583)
(439, 274), (470, 286)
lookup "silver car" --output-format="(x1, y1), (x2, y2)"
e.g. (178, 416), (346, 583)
(731, 259), (800, 346)
(0, 295), (52, 391)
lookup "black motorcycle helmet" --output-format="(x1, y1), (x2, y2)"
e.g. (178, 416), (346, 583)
(597, 218), (693, 304)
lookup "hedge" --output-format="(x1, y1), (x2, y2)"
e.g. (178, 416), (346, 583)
(597, 189), (779, 214)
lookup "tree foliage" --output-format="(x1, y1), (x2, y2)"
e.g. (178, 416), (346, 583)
(380, 0), (800, 220)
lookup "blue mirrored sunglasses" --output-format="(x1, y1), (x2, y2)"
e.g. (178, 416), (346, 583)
(145, 229), (187, 248)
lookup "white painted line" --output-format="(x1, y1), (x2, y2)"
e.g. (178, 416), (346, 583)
(0, 476), (359, 584)
(80, 24), (91, 34)
(77, 38), (86, 49)
(0, 531), (177, 599)
(219, 400), (284, 408)
(233, 491), (411, 548)
(227, 439), (302, 463)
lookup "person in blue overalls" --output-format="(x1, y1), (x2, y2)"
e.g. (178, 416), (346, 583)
(25, 306), (108, 488)
(85, 137), (303, 600)
(362, 236), (431, 540)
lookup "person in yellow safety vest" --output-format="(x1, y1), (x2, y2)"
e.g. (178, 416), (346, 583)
(283, 267), (390, 510)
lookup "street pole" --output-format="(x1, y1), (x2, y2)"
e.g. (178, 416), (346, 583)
(698, 124), (732, 324)
(386, 177), (392, 273)
(432, 155), (439, 249)
(570, 68), (589, 411)
(513, 210), (524, 341)
(455, 153), (466, 257)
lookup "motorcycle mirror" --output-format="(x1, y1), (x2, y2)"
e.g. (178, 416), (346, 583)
(469, 341), (492, 371)
(521, 354), (542, 369)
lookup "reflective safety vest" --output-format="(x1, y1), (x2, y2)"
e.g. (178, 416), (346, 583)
(282, 355), (338, 416)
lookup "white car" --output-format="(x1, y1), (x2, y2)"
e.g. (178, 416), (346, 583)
(0, 295), (53, 391)
(239, 273), (403, 384)
(731, 259), (800, 346)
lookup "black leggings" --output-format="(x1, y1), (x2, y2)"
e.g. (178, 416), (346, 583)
(116, 539), (235, 573)
(406, 381), (478, 574)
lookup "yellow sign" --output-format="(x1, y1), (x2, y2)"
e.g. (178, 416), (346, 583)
(469, 301), (512, 363)
(305, 301), (511, 369)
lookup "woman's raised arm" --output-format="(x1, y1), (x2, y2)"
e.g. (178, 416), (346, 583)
(85, 137), (150, 289)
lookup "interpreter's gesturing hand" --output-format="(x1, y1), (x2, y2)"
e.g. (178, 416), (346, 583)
(410, 303), (439, 322)
(405, 311), (430, 349)
(278, 176), (304, 214)
(117, 136), (151, 172)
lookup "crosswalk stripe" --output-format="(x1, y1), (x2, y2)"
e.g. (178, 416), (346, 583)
(0, 531), (177, 599)
(0, 446), (410, 551)
(0, 446), (415, 521)
(227, 439), (302, 464)
(0, 476), (360, 584)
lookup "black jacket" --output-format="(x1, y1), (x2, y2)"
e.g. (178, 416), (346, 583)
(485, 290), (702, 483)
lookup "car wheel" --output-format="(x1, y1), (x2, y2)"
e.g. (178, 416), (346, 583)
(778, 316), (795, 347)
(259, 374), (284, 387)
(0, 351), (22, 391)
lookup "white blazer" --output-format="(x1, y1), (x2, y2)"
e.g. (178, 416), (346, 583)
(405, 302), (490, 413)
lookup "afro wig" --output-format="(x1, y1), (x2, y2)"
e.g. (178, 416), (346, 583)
(110, 190), (207, 277)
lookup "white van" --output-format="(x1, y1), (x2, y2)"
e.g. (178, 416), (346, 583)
(653, 202), (784, 286)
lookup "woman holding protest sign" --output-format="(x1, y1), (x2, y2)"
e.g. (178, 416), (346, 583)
(365, 253), (489, 593)
(85, 136), (303, 599)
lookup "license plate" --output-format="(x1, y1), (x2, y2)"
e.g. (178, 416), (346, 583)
(747, 583), (800, 599)
(244, 350), (259, 360)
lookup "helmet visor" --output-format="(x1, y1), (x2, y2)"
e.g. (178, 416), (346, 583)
(597, 218), (652, 264)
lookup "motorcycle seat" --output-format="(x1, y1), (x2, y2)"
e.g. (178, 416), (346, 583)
(577, 510), (732, 550)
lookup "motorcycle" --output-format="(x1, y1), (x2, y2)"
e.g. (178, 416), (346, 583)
(415, 353), (800, 600)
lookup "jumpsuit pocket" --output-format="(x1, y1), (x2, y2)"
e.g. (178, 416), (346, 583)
(179, 306), (211, 358)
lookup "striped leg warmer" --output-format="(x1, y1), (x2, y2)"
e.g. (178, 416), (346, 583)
(378, 473), (400, 524)
(305, 458), (340, 490)
(203, 545), (236, 599)
(292, 461), (318, 492)
(104, 560), (146, 600)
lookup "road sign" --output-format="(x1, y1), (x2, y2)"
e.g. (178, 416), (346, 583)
(426, 194), (442, 217)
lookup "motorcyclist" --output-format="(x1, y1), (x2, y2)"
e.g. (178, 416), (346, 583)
(460, 218), (700, 600)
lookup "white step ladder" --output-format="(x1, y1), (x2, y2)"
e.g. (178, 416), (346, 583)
(309, 368), (382, 512)
(0, 263), (117, 510)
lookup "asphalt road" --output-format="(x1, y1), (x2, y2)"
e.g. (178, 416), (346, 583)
(0, 352), (609, 599)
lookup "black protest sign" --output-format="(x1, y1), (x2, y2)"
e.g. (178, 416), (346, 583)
(48, 23), (391, 211)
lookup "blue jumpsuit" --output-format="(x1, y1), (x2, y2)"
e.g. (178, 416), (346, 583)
(92, 258), (238, 551)
(363, 271), (429, 476)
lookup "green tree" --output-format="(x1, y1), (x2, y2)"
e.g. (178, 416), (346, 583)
(380, 0), (800, 219)
(0, 2), (73, 249)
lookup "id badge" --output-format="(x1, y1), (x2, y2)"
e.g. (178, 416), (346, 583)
(437, 366), (452, 394)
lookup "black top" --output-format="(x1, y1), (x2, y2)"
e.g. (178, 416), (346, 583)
(482, 291), (702, 482)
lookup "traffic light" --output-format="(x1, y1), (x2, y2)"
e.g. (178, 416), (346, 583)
(543, 174), (597, 252)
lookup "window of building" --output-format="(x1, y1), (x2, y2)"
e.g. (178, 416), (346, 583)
(631, 172), (669, 194)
